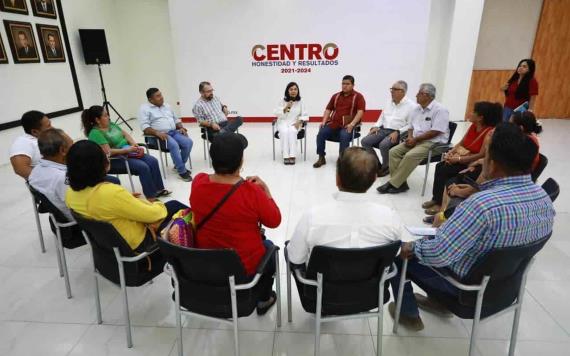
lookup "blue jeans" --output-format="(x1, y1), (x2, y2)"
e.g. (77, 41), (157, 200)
(316, 125), (353, 156)
(503, 107), (514, 123)
(167, 130), (193, 174)
(389, 257), (458, 317)
(110, 154), (165, 198)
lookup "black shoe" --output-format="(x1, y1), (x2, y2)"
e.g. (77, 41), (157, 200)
(179, 171), (192, 182)
(256, 291), (277, 315)
(386, 182), (409, 194)
(378, 167), (390, 177)
(423, 215), (435, 225)
(313, 155), (326, 168)
(376, 182), (392, 193)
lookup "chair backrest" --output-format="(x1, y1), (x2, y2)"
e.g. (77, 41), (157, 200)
(531, 153), (548, 182)
(157, 237), (257, 318)
(541, 177), (560, 202)
(298, 241), (401, 315)
(459, 233), (551, 307)
(27, 184), (70, 224)
(447, 121), (458, 144)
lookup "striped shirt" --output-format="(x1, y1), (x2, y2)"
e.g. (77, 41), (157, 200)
(415, 175), (555, 278)
(192, 96), (227, 125)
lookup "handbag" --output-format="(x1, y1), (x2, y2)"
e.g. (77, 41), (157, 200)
(161, 179), (244, 247)
(122, 145), (145, 159)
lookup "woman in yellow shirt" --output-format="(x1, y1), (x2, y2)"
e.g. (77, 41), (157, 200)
(65, 140), (187, 252)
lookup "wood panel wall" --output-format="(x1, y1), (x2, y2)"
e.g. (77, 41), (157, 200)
(465, 70), (512, 117)
(465, 0), (570, 119)
(531, 0), (570, 118)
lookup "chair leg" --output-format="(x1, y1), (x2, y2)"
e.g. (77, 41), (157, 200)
(31, 197), (46, 253)
(174, 277), (183, 356)
(469, 285), (487, 356)
(393, 259), (408, 334)
(272, 126), (276, 161)
(54, 223), (72, 299)
(421, 150), (433, 197)
(124, 159), (135, 193)
(51, 221), (63, 278)
(377, 270), (386, 356)
(115, 249), (133, 348)
(315, 273), (323, 356)
(304, 134), (307, 161)
(275, 250), (282, 328)
(202, 138), (207, 160)
(229, 276), (240, 356)
(158, 149), (166, 179)
(508, 270), (529, 356)
(286, 259), (292, 323)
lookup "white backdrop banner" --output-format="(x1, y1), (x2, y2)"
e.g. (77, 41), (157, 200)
(169, 0), (431, 119)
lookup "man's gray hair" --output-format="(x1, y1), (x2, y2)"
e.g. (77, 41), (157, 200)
(419, 83), (436, 98)
(38, 128), (67, 157)
(395, 80), (408, 93)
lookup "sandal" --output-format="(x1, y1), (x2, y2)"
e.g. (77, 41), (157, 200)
(256, 291), (277, 315)
(156, 189), (172, 197)
(424, 206), (441, 215)
(421, 200), (437, 209)
(423, 215), (435, 225)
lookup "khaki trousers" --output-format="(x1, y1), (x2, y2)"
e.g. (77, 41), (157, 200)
(388, 141), (446, 188)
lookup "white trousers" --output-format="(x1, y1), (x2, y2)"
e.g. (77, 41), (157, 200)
(277, 122), (298, 159)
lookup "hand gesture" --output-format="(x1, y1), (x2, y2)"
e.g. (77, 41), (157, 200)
(212, 123), (221, 131)
(405, 137), (416, 148)
(389, 131), (399, 143)
(178, 126), (188, 136)
(246, 176), (271, 197)
(346, 123), (354, 133)
(369, 127), (379, 134)
(448, 183), (476, 198)
(400, 242), (415, 260)
(501, 83), (509, 91)
(157, 132), (169, 141)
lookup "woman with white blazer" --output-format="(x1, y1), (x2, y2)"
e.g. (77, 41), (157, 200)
(273, 82), (308, 165)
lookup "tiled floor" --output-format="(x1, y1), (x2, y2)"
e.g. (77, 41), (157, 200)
(0, 119), (568, 356)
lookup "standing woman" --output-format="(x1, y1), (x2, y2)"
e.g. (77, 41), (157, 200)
(82, 105), (171, 201)
(501, 58), (539, 122)
(273, 82), (308, 165)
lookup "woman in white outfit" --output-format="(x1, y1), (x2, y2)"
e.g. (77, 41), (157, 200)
(273, 82), (307, 165)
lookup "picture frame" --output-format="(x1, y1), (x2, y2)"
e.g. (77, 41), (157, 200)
(31, 0), (56, 19)
(0, 33), (8, 64)
(0, 0), (28, 15)
(36, 23), (65, 62)
(3, 20), (40, 63)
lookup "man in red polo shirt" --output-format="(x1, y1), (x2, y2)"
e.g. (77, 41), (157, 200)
(313, 75), (366, 168)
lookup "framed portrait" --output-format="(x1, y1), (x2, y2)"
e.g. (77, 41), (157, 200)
(0, 0), (28, 15)
(31, 0), (56, 19)
(3, 20), (40, 63)
(36, 24), (65, 62)
(0, 33), (8, 64)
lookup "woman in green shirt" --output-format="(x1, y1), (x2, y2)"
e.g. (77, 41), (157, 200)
(82, 105), (170, 200)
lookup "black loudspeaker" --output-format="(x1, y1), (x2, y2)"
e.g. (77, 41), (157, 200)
(78, 29), (110, 65)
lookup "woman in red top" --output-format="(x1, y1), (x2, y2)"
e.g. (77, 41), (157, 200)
(502, 59), (539, 122)
(422, 101), (502, 213)
(510, 111), (542, 171)
(190, 133), (281, 314)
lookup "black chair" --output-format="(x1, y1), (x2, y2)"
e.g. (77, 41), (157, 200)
(25, 181), (47, 253)
(28, 185), (85, 298)
(394, 234), (551, 356)
(541, 178), (560, 202)
(285, 241), (401, 356)
(531, 153), (548, 182)
(72, 211), (165, 348)
(418, 121), (458, 196)
(272, 118), (308, 161)
(157, 237), (281, 356)
(200, 119), (241, 168)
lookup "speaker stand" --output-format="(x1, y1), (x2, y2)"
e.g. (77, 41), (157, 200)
(97, 62), (132, 130)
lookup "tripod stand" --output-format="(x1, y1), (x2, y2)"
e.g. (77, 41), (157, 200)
(96, 61), (132, 130)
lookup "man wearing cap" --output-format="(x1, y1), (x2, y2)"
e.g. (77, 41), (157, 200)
(190, 133), (281, 315)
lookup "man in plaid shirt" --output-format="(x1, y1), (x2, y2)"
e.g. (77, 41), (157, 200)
(389, 123), (555, 331)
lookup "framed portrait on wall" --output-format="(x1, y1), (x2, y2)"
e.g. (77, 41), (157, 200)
(0, 33), (8, 64)
(0, 0), (28, 15)
(3, 20), (40, 63)
(36, 24), (65, 62)
(31, 0), (56, 19)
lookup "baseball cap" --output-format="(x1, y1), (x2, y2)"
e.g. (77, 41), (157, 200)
(209, 132), (248, 168)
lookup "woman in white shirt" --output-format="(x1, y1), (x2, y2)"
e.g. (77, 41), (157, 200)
(273, 82), (307, 165)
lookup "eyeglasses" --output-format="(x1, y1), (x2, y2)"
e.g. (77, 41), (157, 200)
(390, 87), (404, 91)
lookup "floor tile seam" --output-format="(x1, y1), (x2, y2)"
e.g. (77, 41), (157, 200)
(523, 287), (570, 338)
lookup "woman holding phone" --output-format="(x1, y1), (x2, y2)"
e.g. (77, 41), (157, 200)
(273, 82), (308, 165)
(501, 58), (539, 122)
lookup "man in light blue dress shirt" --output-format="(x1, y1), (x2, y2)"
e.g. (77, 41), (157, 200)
(139, 88), (193, 181)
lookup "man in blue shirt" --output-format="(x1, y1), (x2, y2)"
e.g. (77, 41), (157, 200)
(139, 88), (193, 181)
(389, 123), (555, 331)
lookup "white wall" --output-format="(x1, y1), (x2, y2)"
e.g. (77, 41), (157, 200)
(474, 0), (542, 70)
(169, 0), (431, 118)
(0, 0), (177, 165)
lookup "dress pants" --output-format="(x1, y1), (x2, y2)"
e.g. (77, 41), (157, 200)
(389, 141), (447, 188)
